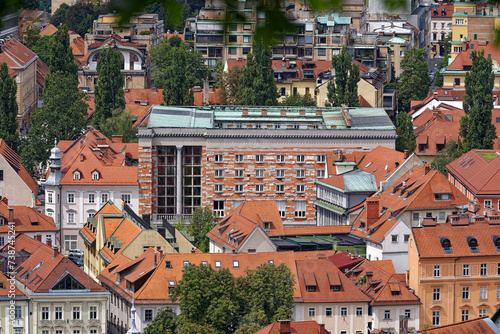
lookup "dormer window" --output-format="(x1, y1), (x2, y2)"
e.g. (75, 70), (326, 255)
(73, 171), (80, 181)
(0, 218), (4, 226)
(92, 171), (99, 181)
(440, 238), (452, 254)
(494, 236), (500, 252)
(263, 222), (271, 230)
(306, 285), (316, 292)
(330, 285), (340, 291)
(434, 193), (450, 200)
(165, 261), (172, 269)
(467, 237), (479, 253)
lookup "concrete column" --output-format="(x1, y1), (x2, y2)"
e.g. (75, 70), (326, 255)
(79, 190), (84, 226)
(96, 190), (101, 211)
(110, 191), (115, 202)
(176, 145), (183, 215)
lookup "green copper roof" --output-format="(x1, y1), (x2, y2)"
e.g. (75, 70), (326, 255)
(316, 13), (351, 26)
(147, 106), (213, 128)
(317, 169), (378, 193)
(314, 200), (346, 215)
(388, 36), (408, 44)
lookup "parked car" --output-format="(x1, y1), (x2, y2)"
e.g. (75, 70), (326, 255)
(68, 255), (83, 268)
(69, 249), (84, 257)
(429, 68), (438, 83)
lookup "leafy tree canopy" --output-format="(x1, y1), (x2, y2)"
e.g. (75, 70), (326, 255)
(431, 139), (462, 176)
(396, 47), (429, 113)
(327, 46), (359, 107)
(0, 62), (19, 151)
(24, 24), (40, 49)
(217, 65), (244, 105)
(460, 49), (496, 152)
(48, 24), (78, 79)
(188, 206), (215, 253)
(395, 111), (416, 153)
(32, 35), (53, 64)
(143, 307), (177, 334)
(99, 108), (137, 143)
(280, 93), (317, 106)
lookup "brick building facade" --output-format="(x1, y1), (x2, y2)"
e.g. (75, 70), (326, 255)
(138, 105), (396, 225)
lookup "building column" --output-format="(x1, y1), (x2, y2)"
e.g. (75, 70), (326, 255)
(96, 190), (101, 211)
(79, 190), (84, 226)
(110, 191), (115, 202)
(176, 145), (183, 215)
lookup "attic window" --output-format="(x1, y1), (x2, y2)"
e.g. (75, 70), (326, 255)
(201, 261), (208, 267)
(494, 237), (500, 252)
(92, 171), (99, 181)
(306, 285), (316, 292)
(467, 237), (479, 253)
(380, 207), (387, 215)
(330, 285), (340, 291)
(168, 281), (175, 286)
(73, 171), (81, 181)
(263, 222), (271, 230)
(233, 260), (239, 268)
(440, 238), (452, 254)
(434, 193), (450, 201)
(0, 218), (4, 226)
(165, 261), (172, 269)
(268, 260), (274, 264)
(183, 261), (189, 268)
(215, 261), (221, 268)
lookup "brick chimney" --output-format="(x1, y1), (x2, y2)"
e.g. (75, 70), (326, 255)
(158, 249), (163, 258)
(281, 109), (287, 116)
(112, 135), (123, 143)
(299, 109), (305, 116)
(35, 235), (42, 242)
(424, 163), (431, 174)
(319, 323), (327, 334)
(96, 137), (106, 146)
(278, 320), (291, 334)
(316, 110), (322, 116)
(7, 207), (13, 223)
(404, 150), (409, 159)
(191, 247), (196, 253)
(341, 104), (351, 127)
(366, 198), (380, 227)
(80, 153), (84, 162)
(261, 109), (267, 116)
(242, 109), (248, 116)
(366, 271), (373, 283)
(46, 237), (52, 248)
(52, 246), (59, 258)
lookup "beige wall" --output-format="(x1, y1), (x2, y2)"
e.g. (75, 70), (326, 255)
(239, 229), (276, 253)
(15, 59), (37, 131)
(120, 230), (176, 258)
(175, 229), (196, 253)
(297, 302), (369, 333)
(0, 154), (36, 206)
(277, 81), (317, 104)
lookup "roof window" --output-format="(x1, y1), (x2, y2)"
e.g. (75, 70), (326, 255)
(440, 237), (452, 254)
(92, 170), (99, 181)
(165, 261), (172, 269)
(467, 237), (479, 253)
(73, 171), (80, 181)
(493, 236), (500, 252)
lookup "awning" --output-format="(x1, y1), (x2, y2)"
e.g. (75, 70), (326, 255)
(314, 200), (346, 215)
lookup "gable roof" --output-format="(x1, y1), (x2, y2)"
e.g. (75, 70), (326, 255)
(0, 198), (57, 233)
(352, 146), (407, 186)
(0, 37), (38, 77)
(447, 41), (500, 71)
(39, 23), (57, 36)
(425, 317), (500, 334)
(446, 150), (500, 195)
(70, 36), (85, 57)
(431, 4), (454, 18)
(0, 139), (38, 197)
(255, 321), (331, 334)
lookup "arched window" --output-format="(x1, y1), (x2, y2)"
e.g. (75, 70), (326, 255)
(442, 238), (451, 250)
(130, 54), (139, 70)
(119, 52), (125, 70)
(92, 52), (99, 62)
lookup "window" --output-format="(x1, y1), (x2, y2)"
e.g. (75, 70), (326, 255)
(73, 331), (80, 334)
(43, 331), (49, 334)
(340, 307), (347, 317)
(235, 169), (243, 178)
(405, 309), (411, 319)
(92, 171), (99, 181)
(214, 261), (221, 268)
(73, 306), (81, 320)
(90, 331), (97, 334)
(214, 154), (223, 162)
(356, 307), (363, 316)
(280, 87), (286, 96)
(214, 168), (224, 178)
(295, 201), (306, 218)
(55, 306), (63, 320)
(88, 193), (95, 203)
(228, 48), (237, 55)
(277, 201), (286, 218)
(432, 311), (440, 326)
(462, 309), (469, 321)
(235, 154), (243, 162)
(0, 170), (3, 181)
(296, 155), (305, 163)
(384, 310), (391, 320)
(229, 24), (237, 31)
(183, 261), (189, 268)
(73, 171), (80, 181)
(255, 154), (264, 162)
(144, 309), (153, 322)
(243, 24), (251, 30)
(497, 286), (500, 298)
(121, 194), (131, 204)
(42, 306), (49, 320)
(404, 234), (410, 242)
(243, 35), (251, 43)
(64, 235), (77, 251)
(68, 212), (75, 224)
(317, 154), (326, 163)
(213, 200), (224, 217)
(463, 264), (469, 276)
(101, 193), (108, 203)
(256, 169), (264, 178)
(214, 184), (223, 193)
(317, 170), (325, 178)
(317, 48), (326, 56)
(235, 184), (244, 193)
(296, 169), (305, 178)
(68, 193), (75, 203)
(276, 184), (284, 193)
(498, 263), (500, 275)
(296, 184), (305, 193)
(441, 23), (445, 29)
(228, 35), (237, 43)
(413, 212), (419, 221)
(433, 288), (440, 301)
(481, 263), (487, 276)
(434, 265), (441, 277)
(480, 309), (487, 317)
(48, 192), (53, 203)
(90, 306), (97, 320)
(0, 237), (4, 246)
(480, 286), (487, 299)
(433, 32), (437, 40)
(14, 305), (21, 318)
(455, 18), (464, 25)
(255, 184), (264, 192)
(326, 307), (333, 317)
(276, 169), (285, 178)
(308, 308), (315, 317)
(276, 154), (285, 163)
(462, 287), (469, 300)
(392, 235), (398, 243)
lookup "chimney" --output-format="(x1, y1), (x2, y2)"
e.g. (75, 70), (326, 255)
(203, 79), (209, 105)
(299, 109), (305, 116)
(424, 163), (431, 174)
(7, 207), (13, 223)
(124, 88), (130, 93)
(35, 235), (42, 242)
(278, 320), (291, 334)
(242, 109), (248, 116)
(46, 237), (52, 248)
(261, 109), (267, 116)
(80, 153), (84, 162)
(232, 249), (236, 255)
(366, 198), (379, 227)
(52, 246), (59, 258)
(316, 110), (322, 116)
(404, 149), (409, 159)
(154, 254), (157, 266)
(366, 271), (373, 283)
(319, 323), (327, 334)
(432, 107), (438, 117)
(392, 32), (396, 37)
(191, 247), (196, 253)
(379, 31), (384, 36)
(151, 87), (157, 93)
(281, 109), (287, 116)
(158, 249), (163, 258)
(96, 137), (106, 146)
(112, 135), (123, 143)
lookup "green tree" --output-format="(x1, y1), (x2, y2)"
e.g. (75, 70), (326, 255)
(48, 24), (78, 79)
(143, 308), (177, 334)
(93, 47), (125, 129)
(213, 60), (224, 89)
(395, 111), (416, 153)
(170, 264), (243, 334)
(431, 139), (462, 176)
(218, 66), (244, 105)
(150, 36), (208, 105)
(32, 35), (53, 64)
(24, 24), (40, 50)
(50, 3), (70, 27)
(459, 49), (496, 152)
(238, 40), (278, 106)
(188, 206), (215, 253)
(99, 108), (137, 143)
(0, 62), (19, 151)
(21, 71), (87, 171)
(396, 47), (429, 113)
(279, 93), (316, 106)
(327, 46), (360, 107)
(65, 3), (96, 37)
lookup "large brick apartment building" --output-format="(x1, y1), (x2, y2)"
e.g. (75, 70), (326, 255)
(138, 105), (396, 225)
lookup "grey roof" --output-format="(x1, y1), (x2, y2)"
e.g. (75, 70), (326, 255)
(317, 169), (378, 193)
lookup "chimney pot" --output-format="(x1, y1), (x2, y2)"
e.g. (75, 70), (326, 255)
(366, 197), (380, 228)
(191, 247), (196, 253)
(316, 110), (322, 116)
(7, 207), (13, 223)
(278, 320), (291, 334)
(46, 237), (52, 248)
(261, 109), (267, 116)
(53, 246), (59, 258)
(242, 109), (248, 116)
(281, 109), (286, 116)
(424, 163), (431, 174)
(299, 109), (305, 116)
(404, 149), (409, 159)
(96, 137), (106, 146)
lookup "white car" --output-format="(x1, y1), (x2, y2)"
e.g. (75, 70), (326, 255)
(69, 249), (84, 257)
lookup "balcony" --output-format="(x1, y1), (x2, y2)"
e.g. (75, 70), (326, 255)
(152, 214), (193, 223)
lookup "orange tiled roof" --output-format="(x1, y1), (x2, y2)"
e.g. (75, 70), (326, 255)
(70, 36), (85, 57)
(0, 139), (38, 196)
(39, 23), (57, 36)
(36, 58), (49, 88)
(431, 3), (454, 18)
(359, 95), (373, 108)
(0, 271), (26, 297)
(412, 220), (500, 258)
(425, 317), (499, 334)
(0, 37), (37, 77)
(255, 321), (331, 334)
(80, 202), (124, 245)
(164, 33), (184, 40)
(446, 150), (500, 195)
(227, 59), (332, 80)
(193, 88), (220, 106)
(353, 146), (406, 186)
(125, 89), (164, 114)
(0, 198), (57, 233)
(448, 41), (500, 71)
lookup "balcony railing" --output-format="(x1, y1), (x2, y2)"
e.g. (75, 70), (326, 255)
(152, 214), (193, 223)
